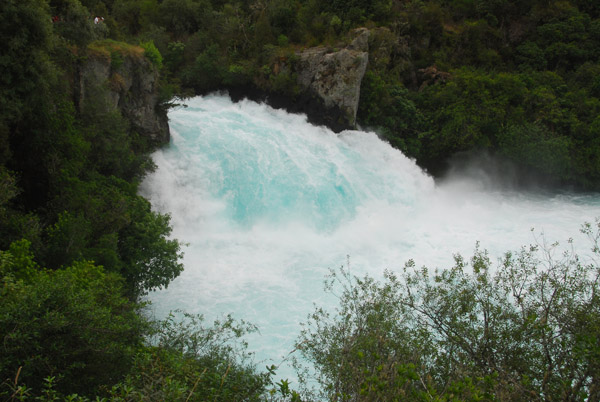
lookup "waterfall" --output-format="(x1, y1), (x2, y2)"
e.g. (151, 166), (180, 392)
(140, 94), (600, 381)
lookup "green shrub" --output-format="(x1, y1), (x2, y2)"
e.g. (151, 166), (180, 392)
(0, 242), (146, 397)
(297, 223), (600, 400)
(141, 40), (163, 69)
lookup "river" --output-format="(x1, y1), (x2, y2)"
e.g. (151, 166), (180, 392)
(140, 94), (600, 382)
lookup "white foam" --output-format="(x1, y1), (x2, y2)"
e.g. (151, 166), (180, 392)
(140, 94), (600, 382)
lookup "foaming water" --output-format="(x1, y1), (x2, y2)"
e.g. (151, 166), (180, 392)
(141, 95), (600, 380)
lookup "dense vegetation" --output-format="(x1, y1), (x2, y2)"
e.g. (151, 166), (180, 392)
(295, 225), (600, 401)
(1, 0), (600, 400)
(74, 0), (600, 188)
(0, 0), (274, 399)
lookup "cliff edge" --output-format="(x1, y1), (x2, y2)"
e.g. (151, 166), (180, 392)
(295, 28), (370, 130)
(234, 28), (371, 132)
(77, 41), (170, 144)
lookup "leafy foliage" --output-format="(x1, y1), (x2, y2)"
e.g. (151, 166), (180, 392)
(140, 40), (162, 68)
(296, 225), (600, 401)
(0, 0), (54, 127)
(0, 241), (281, 401)
(114, 312), (272, 401)
(0, 241), (146, 396)
(358, 72), (425, 158)
(3, 0), (600, 399)
(50, 0), (600, 187)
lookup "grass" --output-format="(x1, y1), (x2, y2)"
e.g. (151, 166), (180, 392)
(87, 39), (145, 62)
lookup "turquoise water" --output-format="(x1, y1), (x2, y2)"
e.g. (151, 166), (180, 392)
(141, 94), (600, 382)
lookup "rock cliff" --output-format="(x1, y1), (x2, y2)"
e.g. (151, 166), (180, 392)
(229, 29), (371, 132)
(295, 28), (370, 129)
(77, 44), (169, 144)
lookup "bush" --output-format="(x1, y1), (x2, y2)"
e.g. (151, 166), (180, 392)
(0, 241), (146, 397)
(183, 44), (225, 92)
(141, 40), (163, 69)
(0, 243), (287, 401)
(53, 0), (97, 47)
(498, 122), (573, 180)
(113, 312), (272, 401)
(358, 72), (425, 158)
(296, 223), (600, 401)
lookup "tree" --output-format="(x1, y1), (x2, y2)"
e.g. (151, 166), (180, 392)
(295, 258), (431, 401)
(418, 69), (527, 170)
(0, 241), (147, 397)
(183, 43), (226, 92)
(0, 0), (53, 128)
(0, 243), (283, 402)
(51, 0), (98, 47)
(118, 195), (184, 297)
(497, 122), (572, 180)
(296, 223), (600, 401)
(112, 0), (160, 36)
(158, 0), (212, 37)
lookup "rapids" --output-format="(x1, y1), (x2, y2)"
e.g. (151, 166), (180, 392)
(140, 94), (600, 381)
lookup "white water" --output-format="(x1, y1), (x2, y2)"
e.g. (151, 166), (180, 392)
(141, 94), (600, 381)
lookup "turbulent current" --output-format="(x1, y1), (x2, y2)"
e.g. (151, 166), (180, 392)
(141, 94), (600, 380)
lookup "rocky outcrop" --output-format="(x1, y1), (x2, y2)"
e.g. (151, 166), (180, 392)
(78, 46), (169, 144)
(229, 29), (371, 132)
(295, 28), (370, 129)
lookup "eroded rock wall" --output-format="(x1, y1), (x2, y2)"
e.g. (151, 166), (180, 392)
(295, 28), (370, 129)
(78, 49), (169, 144)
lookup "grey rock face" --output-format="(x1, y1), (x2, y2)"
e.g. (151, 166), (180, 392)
(78, 50), (169, 144)
(296, 28), (370, 128)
